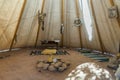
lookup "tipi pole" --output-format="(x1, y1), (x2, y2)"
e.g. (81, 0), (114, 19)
(9, 0), (26, 51)
(109, 0), (120, 53)
(109, 0), (120, 29)
(75, 0), (83, 48)
(34, 0), (45, 47)
(109, 0), (114, 6)
(60, 0), (64, 47)
(109, 0), (118, 20)
(90, 0), (105, 53)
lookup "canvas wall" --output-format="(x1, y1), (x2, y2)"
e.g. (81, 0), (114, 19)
(0, 0), (25, 50)
(0, 0), (119, 54)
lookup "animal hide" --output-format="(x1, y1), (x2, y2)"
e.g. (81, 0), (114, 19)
(65, 62), (113, 80)
(108, 6), (118, 18)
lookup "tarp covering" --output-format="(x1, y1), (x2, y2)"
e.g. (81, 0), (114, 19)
(0, 0), (120, 54)
(91, 0), (120, 53)
(0, 0), (25, 50)
(13, 0), (43, 48)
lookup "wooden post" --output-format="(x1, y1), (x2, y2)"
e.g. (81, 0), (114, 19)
(75, 0), (83, 48)
(9, 0), (26, 51)
(34, 0), (45, 47)
(60, 0), (64, 47)
(90, 0), (105, 53)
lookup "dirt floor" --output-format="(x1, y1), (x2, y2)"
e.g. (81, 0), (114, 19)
(0, 48), (116, 80)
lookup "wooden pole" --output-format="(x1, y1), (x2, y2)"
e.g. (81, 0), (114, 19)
(119, 43), (120, 53)
(90, 0), (105, 53)
(109, 0), (120, 51)
(109, 0), (120, 28)
(109, 0), (114, 6)
(60, 0), (64, 47)
(9, 0), (26, 51)
(75, 0), (83, 48)
(34, 0), (45, 47)
(110, 0), (120, 26)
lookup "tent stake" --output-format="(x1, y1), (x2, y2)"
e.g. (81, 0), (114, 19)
(90, 0), (105, 53)
(34, 0), (45, 48)
(75, 0), (83, 48)
(9, 0), (26, 51)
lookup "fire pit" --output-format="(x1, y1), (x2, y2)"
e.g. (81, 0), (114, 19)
(36, 58), (70, 72)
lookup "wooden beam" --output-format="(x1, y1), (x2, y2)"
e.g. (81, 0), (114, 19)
(75, 0), (83, 48)
(34, 0), (45, 47)
(60, 0), (64, 47)
(9, 0), (27, 51)
(90, 0), (105, 53)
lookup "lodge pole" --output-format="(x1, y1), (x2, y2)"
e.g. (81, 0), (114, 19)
(9, 0), (27, 51)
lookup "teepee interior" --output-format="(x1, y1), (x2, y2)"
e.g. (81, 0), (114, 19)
(0, 0), (120, 80)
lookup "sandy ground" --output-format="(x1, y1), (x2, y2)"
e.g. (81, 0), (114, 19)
(0, 48), (115, 80)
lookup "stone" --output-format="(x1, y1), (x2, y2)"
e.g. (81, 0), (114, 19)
(62, 63), (67, 69)
(58, 66), (65, 72)
(107, 57), (119, 70)
(48, 65), (56, 71)
(43, 63), (49, 70)
(54, 62), (62, 68)
(37, 62), (44, 68)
